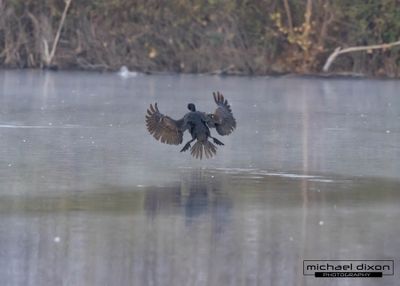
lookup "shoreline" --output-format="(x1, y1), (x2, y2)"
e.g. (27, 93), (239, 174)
(1, 67), (398, 80)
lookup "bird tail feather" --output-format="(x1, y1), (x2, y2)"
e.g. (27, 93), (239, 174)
(190, 140), (217, 159)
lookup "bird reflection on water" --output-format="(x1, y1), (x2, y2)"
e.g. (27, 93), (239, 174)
(144, 169), (232, 229)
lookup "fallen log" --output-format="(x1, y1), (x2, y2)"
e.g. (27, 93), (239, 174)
(323, 40), (400, 72)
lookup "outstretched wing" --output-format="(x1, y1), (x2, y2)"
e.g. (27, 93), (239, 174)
(145, 103), (185, 145)
(208, 92), (236, 135)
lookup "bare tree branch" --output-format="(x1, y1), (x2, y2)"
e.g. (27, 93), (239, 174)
(323, 40), (400, 72)
(44, 0), (72, 66)
(317, 2), (334, 47)
(303, 0), (312, 40)
(282, 0), (293, 35)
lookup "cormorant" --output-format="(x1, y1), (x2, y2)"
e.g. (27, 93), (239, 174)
(145, 92), (236, 159)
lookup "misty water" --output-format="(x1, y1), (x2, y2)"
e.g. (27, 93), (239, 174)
(0, 70), (399, 286)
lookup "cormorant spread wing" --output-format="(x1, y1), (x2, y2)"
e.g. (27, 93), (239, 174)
(145, 103), (186, 145)
(207, 92), (236, 135)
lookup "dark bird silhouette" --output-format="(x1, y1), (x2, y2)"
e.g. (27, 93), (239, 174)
(145, 92), (236, 159)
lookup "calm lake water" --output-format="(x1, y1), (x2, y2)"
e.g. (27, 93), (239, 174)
(0, 70), (399, 286)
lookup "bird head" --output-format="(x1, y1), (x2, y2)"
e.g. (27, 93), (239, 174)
(187, 103), (196, 112)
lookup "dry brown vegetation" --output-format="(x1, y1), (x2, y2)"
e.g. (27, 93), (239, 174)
(1, 0), (400, 77)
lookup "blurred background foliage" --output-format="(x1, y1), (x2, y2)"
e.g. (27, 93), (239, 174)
(1, 0), (400, 76)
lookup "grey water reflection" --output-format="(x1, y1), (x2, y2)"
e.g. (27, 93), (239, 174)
(0, 70), (399, 285)
(0, 169), (399, 286)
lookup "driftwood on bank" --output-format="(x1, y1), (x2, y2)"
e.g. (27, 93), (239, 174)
(323, 40), (400, 72)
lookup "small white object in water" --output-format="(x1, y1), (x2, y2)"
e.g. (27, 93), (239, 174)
(48, 122), (52, 126)
(385, 130), (391, 134)
(319, 220), (324, 226)
(289, 236), (294, 241)
(118, 66), (138, 78)
(54, 236), (60, 243)
(211, 175), (215, 178)
(255, 130), (259, 134)
(8, 163), (12, 167)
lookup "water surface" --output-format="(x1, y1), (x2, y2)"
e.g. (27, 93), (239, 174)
(0, 71), (399, 285)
